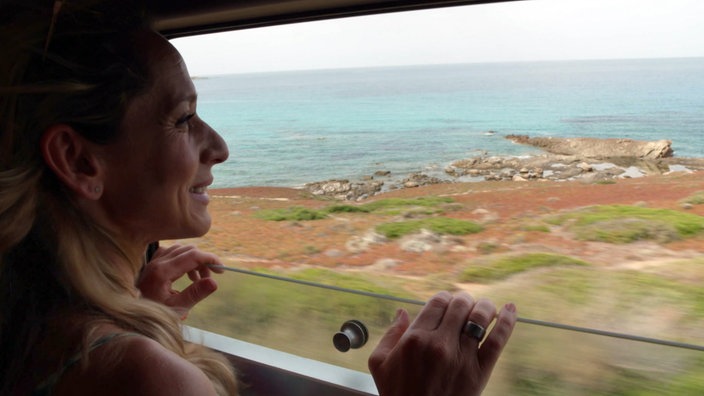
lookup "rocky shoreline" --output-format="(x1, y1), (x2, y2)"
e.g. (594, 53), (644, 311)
(302, 136), (704, 201)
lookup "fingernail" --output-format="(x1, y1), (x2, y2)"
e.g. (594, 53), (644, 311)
(394, 308), (403, 321)
(504, 303), (516, 313)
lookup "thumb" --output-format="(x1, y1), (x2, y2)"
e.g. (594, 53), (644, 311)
(368, 309), (409, 370)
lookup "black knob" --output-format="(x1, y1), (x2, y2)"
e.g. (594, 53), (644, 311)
(333, 320), (369, 352)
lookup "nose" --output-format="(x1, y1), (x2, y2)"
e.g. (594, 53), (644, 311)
(201, 120), (229, 165)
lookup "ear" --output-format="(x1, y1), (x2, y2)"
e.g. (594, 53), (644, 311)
(40, 124), (104, 200)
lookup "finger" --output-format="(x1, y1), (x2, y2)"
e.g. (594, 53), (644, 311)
(368, 309), (410, 371)
(165, 247), (221, 280)
(410, 291), (452, 331)
(463, 298), (496, 340)
(477, 303), (517, 372)
(197, 263), (213, 279)
(436, 292), (474, 336)
(187, 269), (200, 282)
(169, 277), (218, 311)
(148, 243), (180, 260)
(208, 263), (225, 274)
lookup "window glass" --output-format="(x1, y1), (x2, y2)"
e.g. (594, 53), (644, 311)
(171, 0), (704, 393)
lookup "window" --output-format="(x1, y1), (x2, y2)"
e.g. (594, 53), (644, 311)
(170, 0), (704, 393)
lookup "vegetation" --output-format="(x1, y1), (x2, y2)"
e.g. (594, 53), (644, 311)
(548, 205), (704, 243)
(255, 206), (328, 221)
(681, 191), (704, 206)
(195, 180), (704, 393)
(376, 217), (483, 239)
(520, 224), (551, 233)
(357, 196), (455, 214)
(256, 196), (456, 221)
(460, 253), (590, 283)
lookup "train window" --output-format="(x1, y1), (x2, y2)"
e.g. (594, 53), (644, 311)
(170, 0), (704, 393)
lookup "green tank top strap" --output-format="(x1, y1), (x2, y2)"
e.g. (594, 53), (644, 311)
(32, 332), (141, 396)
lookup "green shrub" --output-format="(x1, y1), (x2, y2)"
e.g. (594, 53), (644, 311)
(521, 224), (551, 233)
(256, 207), (328, 221)
(376, 217), (483, 239)
(460, 253), (590, 283)
(575, 218), (679, 243)
(550, 205), (704, 243)
(361, 196), (454, 212)
(256, 196), (456, 221)
(477, 241), (502, 255)
(325, 204), (371, 213)
(681, 191), (704, 205)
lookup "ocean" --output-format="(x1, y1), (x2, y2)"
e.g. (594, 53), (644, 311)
(192, 57), (704, 189)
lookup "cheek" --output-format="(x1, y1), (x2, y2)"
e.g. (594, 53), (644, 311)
(150, 140), (199, 186)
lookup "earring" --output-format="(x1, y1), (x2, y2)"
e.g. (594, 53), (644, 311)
(94, 186), (102, 194)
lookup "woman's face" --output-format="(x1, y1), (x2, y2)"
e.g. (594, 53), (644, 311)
(98, 31), (229, 245)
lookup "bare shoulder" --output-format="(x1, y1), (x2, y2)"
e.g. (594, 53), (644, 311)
(56, 334), (217, 396)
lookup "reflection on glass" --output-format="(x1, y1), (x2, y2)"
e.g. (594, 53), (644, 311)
(183, 269), (704, 394)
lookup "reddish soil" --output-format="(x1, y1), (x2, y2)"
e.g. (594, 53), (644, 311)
(188, 172), (704, 278)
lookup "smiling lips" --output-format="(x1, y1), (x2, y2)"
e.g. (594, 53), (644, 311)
(189, 183), (211, 204)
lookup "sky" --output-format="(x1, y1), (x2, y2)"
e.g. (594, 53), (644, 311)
(171, 0), (704, 76)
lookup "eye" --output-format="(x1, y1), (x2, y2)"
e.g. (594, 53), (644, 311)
(176, 113), (195, 127)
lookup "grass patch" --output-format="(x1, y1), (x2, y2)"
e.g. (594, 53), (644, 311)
(520, 224), (551, 233)
(359, 196), (454, 214)
(256, 196), (455, 221)
(681, 191), (704, 206)
(256, 206), (328, 221)
(460, 253), (590, 283)
(325, 204), (371, 213)
(376, 217), (483, 239)
(549, 205), (704, 243)
(477, 241), (504, 255)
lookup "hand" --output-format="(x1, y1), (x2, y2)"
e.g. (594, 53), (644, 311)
(137, 244), (224, 319)
(368, 291), (517, 396)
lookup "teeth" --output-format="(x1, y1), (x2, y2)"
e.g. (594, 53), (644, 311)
(190, 186), (206, 194)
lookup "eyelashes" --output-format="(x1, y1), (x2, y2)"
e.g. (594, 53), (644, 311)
(176, 113), (195, 127)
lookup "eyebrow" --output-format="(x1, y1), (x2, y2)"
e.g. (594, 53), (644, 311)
(163, 92), (198, 112)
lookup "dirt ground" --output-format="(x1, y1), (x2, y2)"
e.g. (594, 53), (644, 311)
(189, 171), (704, 279)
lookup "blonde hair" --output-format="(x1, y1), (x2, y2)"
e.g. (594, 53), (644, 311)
(0, 1), (237, 394)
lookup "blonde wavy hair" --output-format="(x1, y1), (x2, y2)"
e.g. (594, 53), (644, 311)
(0, 1), (237, 394)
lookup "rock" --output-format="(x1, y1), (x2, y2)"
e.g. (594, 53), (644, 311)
(369, 258), (401, 270)
(505, 135), (673, 159)
(399, 229), (441, 253)
(578, 162), (593, 172)
(471, 208), (499, 223)
(304, 179), (351, 197)
(303, 179), (383, 201)
(400, 173), (446, 189)
(324, 249), (344, 258)
(346, 231), (387, 253)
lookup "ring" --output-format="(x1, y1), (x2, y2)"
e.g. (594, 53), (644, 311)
(462, 321), (486, 341)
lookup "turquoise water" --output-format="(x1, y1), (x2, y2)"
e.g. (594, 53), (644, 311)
(193, 58), (704, 188)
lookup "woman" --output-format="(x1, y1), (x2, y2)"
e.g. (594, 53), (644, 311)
(0, 1), (516, 395)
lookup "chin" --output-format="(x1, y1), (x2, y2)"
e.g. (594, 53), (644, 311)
(180, 214), (212, 238)
(191, 219), (212, 237)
